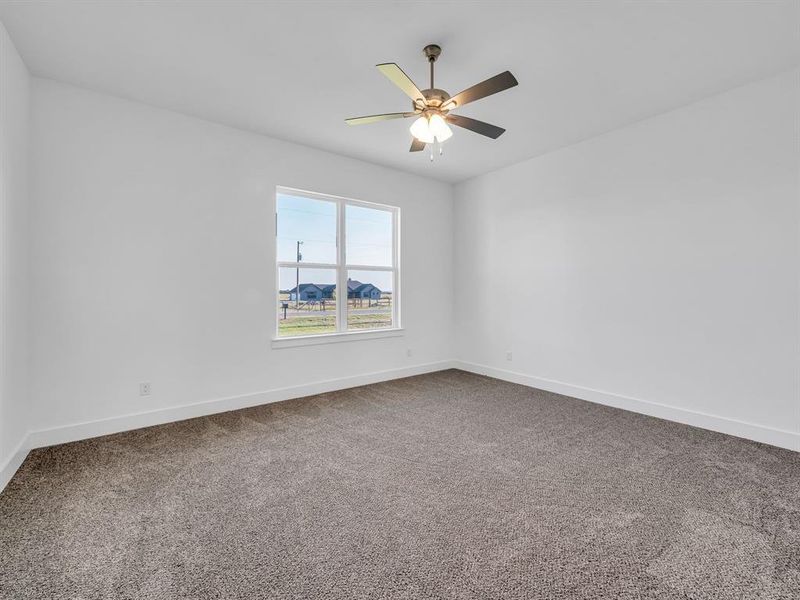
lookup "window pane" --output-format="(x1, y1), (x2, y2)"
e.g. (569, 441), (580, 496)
(278, 267), (336, 337)
(277, 193), (337, 264)
(346, 270), (393, 331)
(346, 204), (392, 267)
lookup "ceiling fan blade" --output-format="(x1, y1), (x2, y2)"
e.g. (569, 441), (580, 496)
(409, 138), (426, 152)
(446, 114), (506, 139)
(444, 71), (518, 110)
(345, 112), (417, 125)
(376, 63), (425, 103)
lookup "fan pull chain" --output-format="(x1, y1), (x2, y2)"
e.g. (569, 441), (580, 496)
(428, 138), (444, 162)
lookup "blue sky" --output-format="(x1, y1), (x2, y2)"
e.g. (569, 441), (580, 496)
(277, 193), (393, 292)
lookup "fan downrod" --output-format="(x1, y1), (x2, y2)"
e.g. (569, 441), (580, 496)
(420, 44), (448, 107)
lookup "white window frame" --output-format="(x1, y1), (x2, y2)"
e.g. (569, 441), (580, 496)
(272, 186), (401, 348)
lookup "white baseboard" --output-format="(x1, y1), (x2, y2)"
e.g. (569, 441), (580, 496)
(1, 360), (456, 494)
(4, 358), (795, 495)
(26, 360), (457, 450)
(454, 361), (799, 452)
(0, 436), (31, 493)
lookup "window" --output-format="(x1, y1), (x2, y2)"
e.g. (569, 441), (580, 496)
(275, 187), (399, 341)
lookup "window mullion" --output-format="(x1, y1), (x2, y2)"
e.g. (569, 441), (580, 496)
(342, 264), (394, 272)
(392, 208), (400, 328)
(336, 200), (347, 332)
(277, 261), (337, 269)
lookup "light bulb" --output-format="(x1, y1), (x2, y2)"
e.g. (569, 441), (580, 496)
(410, 116), (434, 144)
(428, 114), (453, 142)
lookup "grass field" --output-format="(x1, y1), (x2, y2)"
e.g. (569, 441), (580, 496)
(278, 314), (337, 336)
(277, 294), (392, 337)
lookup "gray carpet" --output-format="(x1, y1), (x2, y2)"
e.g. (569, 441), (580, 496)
(1, 369), (798, 599)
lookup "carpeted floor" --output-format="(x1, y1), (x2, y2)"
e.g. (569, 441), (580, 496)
(1, 369), (798, 599)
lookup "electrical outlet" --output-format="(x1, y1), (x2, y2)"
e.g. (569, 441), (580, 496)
(139, 382), (151, 396)
(407, 349), (413, 357)
(506, 351), (513, 361)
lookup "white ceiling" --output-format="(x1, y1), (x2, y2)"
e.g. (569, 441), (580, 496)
(1, 1), (798, 183)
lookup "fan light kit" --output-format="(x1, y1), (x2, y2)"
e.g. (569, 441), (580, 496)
(346, 44), (518, 161)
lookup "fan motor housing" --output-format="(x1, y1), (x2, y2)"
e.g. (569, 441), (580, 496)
(415, 88), (451, 112)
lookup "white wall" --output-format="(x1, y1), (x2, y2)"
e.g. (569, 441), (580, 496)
(454, 69), (800, 450)
(0, 21), (29, 480)
(27, 79), (453, 440)
(11, 63), (800, 481)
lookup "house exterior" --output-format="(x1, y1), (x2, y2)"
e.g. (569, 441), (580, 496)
(288, 283), (324, 302)
(347, 279), (381, 300)
(320, 284), (336, 300)
(288, 280), (382, 302)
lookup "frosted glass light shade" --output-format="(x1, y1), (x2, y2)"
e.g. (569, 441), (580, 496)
(410, 116), (434, 143)
(428, 114), (453, 142)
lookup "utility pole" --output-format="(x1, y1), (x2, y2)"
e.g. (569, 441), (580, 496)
(295, 240), (303, 309)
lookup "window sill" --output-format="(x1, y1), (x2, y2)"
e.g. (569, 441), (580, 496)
(271, 328), (404, 349)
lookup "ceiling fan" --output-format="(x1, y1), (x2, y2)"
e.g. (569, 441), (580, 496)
(345, 44), (518, 157)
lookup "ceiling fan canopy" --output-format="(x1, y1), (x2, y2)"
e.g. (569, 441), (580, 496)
(345, 44), (518, 155)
